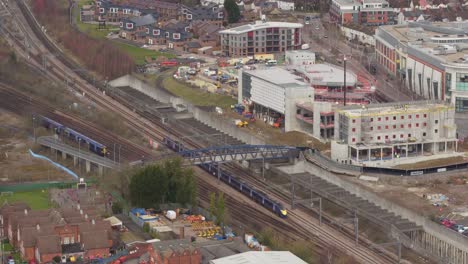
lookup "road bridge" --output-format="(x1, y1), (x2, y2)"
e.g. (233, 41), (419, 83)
(37, 136), (118, 174)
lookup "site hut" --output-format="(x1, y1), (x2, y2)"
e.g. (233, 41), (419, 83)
(375, 21), (468, 112)
(331, 101), (458, 166)
(238, 67), (313, 132)
(285, 50), (316, 67)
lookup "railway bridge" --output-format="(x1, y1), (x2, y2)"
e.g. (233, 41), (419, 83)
(37, 136), (118, 175)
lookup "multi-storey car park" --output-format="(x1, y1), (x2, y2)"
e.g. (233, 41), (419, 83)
(375, 21), (468, 112)
(219, 21), (303, 57)
(331, 101), (458, 166)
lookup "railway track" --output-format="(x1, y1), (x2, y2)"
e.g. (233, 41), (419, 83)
(0, 1), (409, 262)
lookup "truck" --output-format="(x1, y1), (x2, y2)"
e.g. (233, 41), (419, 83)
(301, 43), (310, 50)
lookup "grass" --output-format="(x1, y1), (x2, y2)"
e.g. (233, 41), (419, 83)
(393, 156), (466, 170)
(73, 0), (174, 65)
(0, 190), (50, 210)
(162, 77), (237, 108)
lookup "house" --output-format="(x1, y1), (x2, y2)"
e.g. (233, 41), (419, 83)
(181, 5), (225, 26)
(81, 230), (112, 259)
(81, 5), (96, 22)
(184, 41), (203, 53)
(96, 0), (180, 22)
(0, 202), (30, 237)
(36, 235), (62, 263)
(146, 20), (192, 50)
(120, 14), (159, 42)
(191, 21), (222, 47)
(397, 10), (430, 24)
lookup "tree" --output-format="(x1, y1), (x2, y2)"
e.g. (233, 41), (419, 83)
(52, 256), (61, 263)
(224, 0), (240, 24)
(209, 192), (217, 219)
(143, 222), (150, 233)
(112, 201), (123, 214)
(216, 193), (226, 227)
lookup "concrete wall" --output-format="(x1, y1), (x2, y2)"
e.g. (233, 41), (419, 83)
(340, 26), (376, 46)
(288, 160), (468, 254)
(109, 75), (265, 145)
(406, 56), (444, 100)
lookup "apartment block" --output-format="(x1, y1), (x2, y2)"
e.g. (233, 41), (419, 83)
(329, 0), (396, 26)
(332, 101), (458, 166)
(220, 21), (303, 57)
(374, 21), (468, 111)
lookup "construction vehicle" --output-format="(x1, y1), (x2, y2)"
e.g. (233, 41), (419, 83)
(235, 119), (248, 128)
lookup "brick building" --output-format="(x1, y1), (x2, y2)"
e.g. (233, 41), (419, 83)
(120, 14), (159, 43)
(96, 0), (179, 22)
(219, 21), (303, 57)
(329, 0), (396, 26)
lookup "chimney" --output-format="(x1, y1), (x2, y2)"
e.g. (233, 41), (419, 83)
(24, 209), (28, 215)
(80, 209), (83, 215)
(92, 219), (95, 225)
(77, 204), (81, 210)
(36, 224), (40, 231)
(85, 214), (88, 220)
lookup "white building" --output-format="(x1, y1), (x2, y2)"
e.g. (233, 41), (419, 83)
(332, 101), (458, 166)
(374, 21), (468, 112)
(285, 50), (316, 66)
(210, 251), (307, 264)
(239, 68), (313, 132)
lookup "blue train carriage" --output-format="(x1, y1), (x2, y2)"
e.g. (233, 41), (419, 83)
(63, 127), (108, 157)
(39, 115), (65, 133)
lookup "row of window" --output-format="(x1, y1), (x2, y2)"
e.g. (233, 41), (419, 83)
(351, 131), (433, 142)
(365, 123), (427, 131)
(351, 114), (429, 123)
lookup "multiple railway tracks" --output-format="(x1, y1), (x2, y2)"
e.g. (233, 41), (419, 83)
(0, 0), (410, 262)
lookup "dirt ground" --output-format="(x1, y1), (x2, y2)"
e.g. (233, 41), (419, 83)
(349, 174), (468, 220)
(221, 110), (330, 150)
(0, 110), (71, 183)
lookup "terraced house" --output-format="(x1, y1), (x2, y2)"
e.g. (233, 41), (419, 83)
(120, 14), (159, 42)
(95, 0), (180, 22)
(0, 203), (114, 263)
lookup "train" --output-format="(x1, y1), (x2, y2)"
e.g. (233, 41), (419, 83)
(163, 137), (288, 218)
(38, 115), (109, 157)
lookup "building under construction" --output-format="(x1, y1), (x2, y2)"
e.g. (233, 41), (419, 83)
(331, 101), (458, 166)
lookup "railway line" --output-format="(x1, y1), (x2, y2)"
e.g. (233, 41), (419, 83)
(0, 0), (411, 262)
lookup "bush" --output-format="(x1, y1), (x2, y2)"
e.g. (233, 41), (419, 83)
(112, 201), (123, 214)
(52, 256), (61, 263)
(143, 222), (150, 233)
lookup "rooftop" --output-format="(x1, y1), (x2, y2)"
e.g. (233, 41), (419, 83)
(377, 21), (468, 65)
(244, 67), (310, 88)
(219, 21), (302, 34)
(294, 64), (357, 87)
(337, 100), (453, 117)
(210, 251), (308, 264)
(128, 14), (158, 27)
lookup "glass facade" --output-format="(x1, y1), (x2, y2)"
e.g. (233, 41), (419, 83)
(456, 73), (468, 91)
(445, 73), (452, 100)
(455, 97), (468, 112)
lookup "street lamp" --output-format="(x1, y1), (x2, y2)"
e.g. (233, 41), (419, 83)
(118, 145), (122, 168)
(343, 55), (347, 106)
(78, 138), (82, 173)
(32, 115), (36, 143)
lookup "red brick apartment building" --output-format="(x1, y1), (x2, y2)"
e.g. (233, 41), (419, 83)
(329, 0), (396, 26)
(1, 203), (113, 264)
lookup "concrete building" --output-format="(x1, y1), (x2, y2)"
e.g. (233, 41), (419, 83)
(374, 21), (468, 111)
(329, 0), (396, 26)
(285, 50), (316, 66)
(210, 251), (307, 264)
(238, 68), (313, 132)
(220, 21), (303, 57)
(331, 101), (458, 166)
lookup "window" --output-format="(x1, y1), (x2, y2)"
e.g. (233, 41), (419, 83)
(400, 124), (404, 128)
(401, 115), (404, 119)
(153, 29), (160, 35)
(393, 125), (396, 129)
(435, 120), (438, 124)
(119, 22), (123, 28)
(377, 136), (381, 140)
(408, 124), (411, 128)
(126, 23), (133, 29)
(145, 28), (149, 34)
(385, 125), (389, 129)
(371, 118), (374, 122)
(173, 33), (181, 39)
(378, 117), (381, 121)
(393, 135), (396, 139)
(435, 129), (438, 133)
(400, 134), (404, 138)
(408, 115), (411, 119)
(352, 128), (356, 132)
(352, 138), (356, 142)
(352, 119), (356, 123)
(408, 134), (411, 137)
(370, 127), (373, 130)
(423, 122), (427, 127)
(385, 135), (389, 139)
(423, 132), (426, 136)
(99, 8), (105, 13)
(423, 114), (427, 118)
(385, 117), (389, 121)
(186, 14), (192, 19)
(393, 116), (396, 120)
(165, 32), (169, 38)
(378, 126), (381, 130)
(416, 114), (419, 118)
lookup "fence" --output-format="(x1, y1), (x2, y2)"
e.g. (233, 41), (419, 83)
(0, 180), (97, 193)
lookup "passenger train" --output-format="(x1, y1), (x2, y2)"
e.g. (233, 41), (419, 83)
(163, 137), (288, 218)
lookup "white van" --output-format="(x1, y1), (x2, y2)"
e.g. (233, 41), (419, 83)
(266, 60), (277, 66)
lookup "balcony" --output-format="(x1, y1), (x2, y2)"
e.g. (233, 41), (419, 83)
(296, 114), (314, 125)
(320, 123), (334, 129)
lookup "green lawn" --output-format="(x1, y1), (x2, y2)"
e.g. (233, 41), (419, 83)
(73, 0), (174, 65)
(162, 77), (237, 108)
(0, 190), (50, 210)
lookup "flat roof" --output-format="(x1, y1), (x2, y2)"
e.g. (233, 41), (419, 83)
(337, 100), (453, 117)
(294, 64), (357, 86)
(219, 21), (302, 35)
(377, 22), (468, 64)
(210, 251), (307, 264)
(245, 67), (309, 88)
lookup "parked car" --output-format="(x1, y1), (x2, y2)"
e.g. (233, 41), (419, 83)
(452, 224), (468, 233)
(441, 218), (455, 228)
